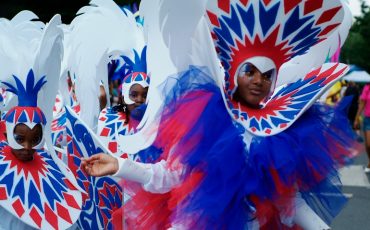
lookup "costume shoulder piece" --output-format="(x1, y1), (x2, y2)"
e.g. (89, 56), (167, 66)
(0, 12), (82, 229)
(206, 0), (351, 135)
(65, 106), (123, 229)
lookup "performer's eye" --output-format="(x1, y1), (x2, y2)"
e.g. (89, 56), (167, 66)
(130, 92), (137, 98)
(31, 136), (42, 146)
(262, 70), (274, 83)
(14, 134), (25, 144)
(246, 71), (255, 77)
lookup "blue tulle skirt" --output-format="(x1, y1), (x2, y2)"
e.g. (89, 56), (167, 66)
(121, 66), (361, 229)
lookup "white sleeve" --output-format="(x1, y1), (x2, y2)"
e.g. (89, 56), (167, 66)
(113, 158), (182, 194)
(293, 195), (330, 230)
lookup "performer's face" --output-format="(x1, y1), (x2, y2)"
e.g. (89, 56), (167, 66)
(234, 63), (273, 108)
(11, 123), (43, 162)
(127, 84), (148, 112)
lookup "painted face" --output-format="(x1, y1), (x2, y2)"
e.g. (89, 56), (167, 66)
(234, 63), (273, 108)
(11, 123), (43, 162)
(126, 84), (148, 112)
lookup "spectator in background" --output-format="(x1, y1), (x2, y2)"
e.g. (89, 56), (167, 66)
(354, 83), (370, 173)
(344, 81), (360, 127)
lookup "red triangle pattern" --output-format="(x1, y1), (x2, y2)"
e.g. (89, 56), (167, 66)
(56, 202), (73, 224)
(64, 192), (80, 209)
(12, 199), (25, 217)
(316, 6), (341, 25)
(218, 0), (230, 13)
(207, 10), (220, 27)
(0, 186), (7, 200)
(304, 0), (323, 15)
(318, 23), (340, 36)
(310, 64), (338, 84)
(263, 0), (272, 6)
(240, 0), (249, 6)
(284, 0), (302, 14)
(45, 203), (58, 230)
(30, 207), (42, 228)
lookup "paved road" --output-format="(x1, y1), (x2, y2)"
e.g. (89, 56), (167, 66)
(331, 151), (370, 229)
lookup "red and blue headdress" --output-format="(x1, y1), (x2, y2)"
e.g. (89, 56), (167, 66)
(121, 46), (150, 105)
(206, 0), (351, 135)
(2, 70), (47, 149)
(0, 12), (84, 230)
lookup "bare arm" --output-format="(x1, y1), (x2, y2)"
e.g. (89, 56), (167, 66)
(354, 99), (365, 129)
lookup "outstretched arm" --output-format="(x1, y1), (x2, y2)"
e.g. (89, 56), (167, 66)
(81, 153), (181, 193)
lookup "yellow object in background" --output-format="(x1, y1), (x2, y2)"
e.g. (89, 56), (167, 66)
(325, 81), (346, 105)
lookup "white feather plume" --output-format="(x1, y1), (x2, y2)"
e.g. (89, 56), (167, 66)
(117, 0), (220, 154)
(68, 0), (145, 130)
(0, 13), (84, 193)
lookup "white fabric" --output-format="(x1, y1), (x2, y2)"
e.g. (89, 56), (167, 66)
(113, 157), (152, 184)
(293, 196), (330, 230)
(114, 158), (182, 194)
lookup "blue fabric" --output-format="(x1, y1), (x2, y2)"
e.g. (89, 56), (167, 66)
(156, 66), (257, 229)
(249, 98), (360, 224)
(363, 117), (370, 131)
(137, 65), (360, 228)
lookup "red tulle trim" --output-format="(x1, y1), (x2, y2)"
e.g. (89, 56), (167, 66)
(154, 90), (212, 166)
(168, 171), (204, 209)
(112, 172), (204, 229)
(251, 196), (302, 230)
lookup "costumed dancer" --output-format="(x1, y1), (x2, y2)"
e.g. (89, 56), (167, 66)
(97, 47), (150, 158)
(0, 11), (83, 229)
(204, 0), (361, 228)
(82, 0), (361, 229)
(58, 1), (150, 229)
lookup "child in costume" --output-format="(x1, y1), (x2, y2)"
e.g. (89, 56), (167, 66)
(0, 11), (83, 230)
(97, 47), (150, 158)
(82, 0), (361, 229)
(59, 1), (156, 229)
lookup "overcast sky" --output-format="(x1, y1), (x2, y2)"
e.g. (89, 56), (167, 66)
(348, 0), (370, 16)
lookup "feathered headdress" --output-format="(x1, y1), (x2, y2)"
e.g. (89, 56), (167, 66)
(68, 0), (145, 129)
(121, 46), (150, 104)
(205, 0), (352, 135)
(0, 12), (83, 229)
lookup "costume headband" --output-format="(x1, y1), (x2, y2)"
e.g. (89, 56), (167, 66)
(121, 46), (149, 105)
(206, 0), (346, 134)
(2, 69), (46, 149)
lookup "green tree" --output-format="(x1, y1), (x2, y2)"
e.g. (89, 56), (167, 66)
(341, 0), (370, 73)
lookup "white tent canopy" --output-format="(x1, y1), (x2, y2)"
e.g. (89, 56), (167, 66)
(343, 70), (370, 83)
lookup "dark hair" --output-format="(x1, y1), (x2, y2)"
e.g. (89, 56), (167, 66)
(111, 103), (130, 124)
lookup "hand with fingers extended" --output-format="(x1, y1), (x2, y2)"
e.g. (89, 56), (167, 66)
(81, 153), (119, 177)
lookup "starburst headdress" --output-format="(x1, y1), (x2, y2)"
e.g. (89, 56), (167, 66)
(0, 13), (63, 148)
(121, 46), (150, 105)
(205, 0), (351, 135)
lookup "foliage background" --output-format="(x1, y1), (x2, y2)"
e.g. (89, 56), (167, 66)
(341, 0), (370, 73)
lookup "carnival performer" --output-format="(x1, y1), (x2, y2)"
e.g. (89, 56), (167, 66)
(82, 0), (361, 229)
(0, 11), (83, 230)
(97, 47), (150, 158)
(57, 1), (153, 229)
